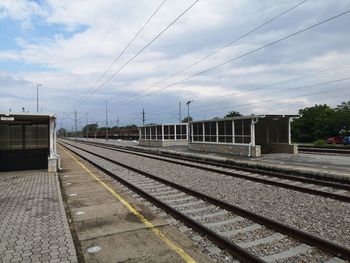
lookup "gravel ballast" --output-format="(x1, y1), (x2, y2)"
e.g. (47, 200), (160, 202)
(64, 141), (350, 250)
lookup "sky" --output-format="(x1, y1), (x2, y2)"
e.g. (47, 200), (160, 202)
(0, 0), (350, 129)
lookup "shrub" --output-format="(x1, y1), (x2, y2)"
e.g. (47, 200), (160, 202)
(313, 139), (327, 146)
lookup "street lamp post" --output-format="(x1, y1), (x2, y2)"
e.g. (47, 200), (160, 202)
(37, 84), (42, 113)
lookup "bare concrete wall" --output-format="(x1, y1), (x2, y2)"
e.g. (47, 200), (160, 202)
(189, 143), (261, 157)
(139, 139), (188, 147)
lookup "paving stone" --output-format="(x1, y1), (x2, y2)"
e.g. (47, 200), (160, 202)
(0, 171), (78, 263)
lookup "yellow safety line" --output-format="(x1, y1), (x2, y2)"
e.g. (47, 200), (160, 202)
(60, 146), (197, 263)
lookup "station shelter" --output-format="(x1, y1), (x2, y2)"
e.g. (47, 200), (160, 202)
(139, 123), (188, 147)
(0, 113), (58, 172)
(189, 115), (298, 157)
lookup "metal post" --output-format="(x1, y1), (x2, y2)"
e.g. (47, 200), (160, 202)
(186, 100), (193, 142)
(142, 109), (145, 126)
(105, 101), (108, 141)
(74, 110), (77, 142)
(179, 102), (182, 122)
(36, 84), (42, 113)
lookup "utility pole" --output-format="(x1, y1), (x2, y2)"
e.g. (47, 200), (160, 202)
(117, 115), (120, 128)
(105, 101), (109, 141)
(186, 100), (193, 141)
(85, 113), (88, 138)
(74, 110), (78, 142)
(142, 108), (145, 126)
(179, 102), (182, 123)
(36, 84), (42, 113)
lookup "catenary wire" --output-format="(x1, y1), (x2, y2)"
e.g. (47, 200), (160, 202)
(74, 0), (168, 107)
(102, 0), (308, 110)
(104, 9), (350, 114)
(75, 0), (201, 108)
(148, 64), (350, 115)
(145, 77), (350, 118)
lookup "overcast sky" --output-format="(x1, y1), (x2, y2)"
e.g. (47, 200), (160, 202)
(1, 0), (350, 129)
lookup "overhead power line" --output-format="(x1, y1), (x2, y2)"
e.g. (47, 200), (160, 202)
(76, 0), (201, 108)
(145, 76), (350, 118)
(148, 63), (350, 115)
(105, 8), (350, 113)
(74, 0), (168, 107)
(102, 0), (308, 111)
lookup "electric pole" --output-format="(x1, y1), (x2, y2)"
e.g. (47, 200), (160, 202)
(85, 113), (87, 138)
(179, 102), (182, 123)
(142, 108), (145, 126)
(74, 110), (78, 142)
(105, 101), (109, 141)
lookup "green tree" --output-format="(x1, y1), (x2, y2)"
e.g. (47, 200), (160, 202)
(182, 116), (193, 123)
(292, 104), (337, 142)
(82, 124), (98, 134)
(57, 128), (67, 137)
(335, 101), (350, 136)
(225, 111), (242, 118)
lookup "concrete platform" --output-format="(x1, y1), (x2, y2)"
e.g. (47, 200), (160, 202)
(0, 170), (78, 263)
(73, 138), (350, 182)
(58, 145), (213, 263)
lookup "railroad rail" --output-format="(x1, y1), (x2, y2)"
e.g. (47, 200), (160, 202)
(59, 140), (350, 262)
(64, 139), (350, 203)
(298, 145), (350, 155)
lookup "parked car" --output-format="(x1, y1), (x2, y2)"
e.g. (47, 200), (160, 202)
(326, 136), (343, 144)
(343, 136), (350, 145)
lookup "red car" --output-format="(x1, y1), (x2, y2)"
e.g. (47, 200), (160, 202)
(326, 136), (343, 144)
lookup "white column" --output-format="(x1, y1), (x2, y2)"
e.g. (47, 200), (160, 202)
(162, 125), (164, 141)
(216, 121), (219, 142)
(202, 122), (205, 142)
(155, 126), (158, 140)
(49, 117), (55, 158)
(232, 120), (235, 144)
(174, 125), (177, 140)
(251, 119), (255, 146)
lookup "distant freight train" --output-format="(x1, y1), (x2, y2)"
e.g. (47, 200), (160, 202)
(86, 127), (139, 140)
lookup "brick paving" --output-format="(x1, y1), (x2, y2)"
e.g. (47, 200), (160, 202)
(0, 170), (78, 263)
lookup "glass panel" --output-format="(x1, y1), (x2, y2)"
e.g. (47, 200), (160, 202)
(11, 125), (23, 149)
(218, 121), (224, 135)
(243, 120), (251, 135)
(234, 120), (242, 135)
(244, 136), (251, 144)
(37, 124), (48, 148)
(0, 124), (10, 150)
(157, 126), (162, 140)
(182, 125), (187, 135)
(169, 125), (175, 140)
(225, 121), (232, 135)
(25, 125), (37, 149)
(225, 136), (233, 143)
(234, 136), (243, 143)
(151, 126), (156, 139)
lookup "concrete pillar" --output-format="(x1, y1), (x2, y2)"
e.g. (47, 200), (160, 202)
(232, 120), (235, 144)
(162, 125), (164, 141)
(251, 119), (256, 146)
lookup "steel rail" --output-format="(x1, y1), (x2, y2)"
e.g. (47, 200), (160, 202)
(298, 147), (350, 155)
(66, 139), (350, 202)
(59, 141), (350, 260)
(59, 142), (264, 263)
(73, 139), (350, 187)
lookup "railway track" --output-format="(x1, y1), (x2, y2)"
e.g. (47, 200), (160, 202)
(64, 139), (350, 203)
(298, 145), (350, 155)
(59, 141), (350, 262)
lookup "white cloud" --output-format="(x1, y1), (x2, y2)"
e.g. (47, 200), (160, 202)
(1, 0), (350, 126)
